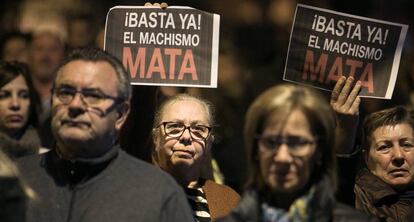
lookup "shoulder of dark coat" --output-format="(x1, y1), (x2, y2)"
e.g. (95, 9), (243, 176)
(334, 202), (380, 222)
(114, 149), (182, 186)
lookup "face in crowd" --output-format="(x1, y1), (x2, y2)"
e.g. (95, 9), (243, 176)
(51, 59), (128, 158)
(29, 32), (64, 82)
(244, 84), (336, 201)
(257, 109), (320, 193)
(0, 74), (30, 136)
(1, 34), (30, 63)
(366, 123), (414, 190)
(152, 97), (212, 181)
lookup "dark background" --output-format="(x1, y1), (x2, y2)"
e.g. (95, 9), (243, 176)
(2, 0), (414, 205)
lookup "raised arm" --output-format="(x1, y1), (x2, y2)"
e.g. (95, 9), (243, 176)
(330, 76), (361, 155)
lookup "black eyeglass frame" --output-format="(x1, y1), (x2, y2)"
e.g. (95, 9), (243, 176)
(53, 86), (122, 105)
(157, 121), (212, 141)
(52, 86), (125, 116)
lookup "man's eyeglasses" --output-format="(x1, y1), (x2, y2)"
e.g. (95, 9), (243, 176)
(158, 122), (211, 141)
(54, 86), (121, 106)
(256, 135), (316, 156)
(53, 86), (123, 116)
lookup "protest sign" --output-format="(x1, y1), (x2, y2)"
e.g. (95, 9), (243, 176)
(284, 4), (408, 99)
(105, 6), (220, 88)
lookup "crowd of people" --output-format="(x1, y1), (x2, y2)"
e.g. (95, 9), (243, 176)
(2, 0), (414, 222)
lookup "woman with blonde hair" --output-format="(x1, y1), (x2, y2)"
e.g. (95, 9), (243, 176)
(219, 84), (377, 222)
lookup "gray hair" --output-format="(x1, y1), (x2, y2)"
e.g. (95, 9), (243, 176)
(153, 93), (215, 128)
(56, 47), (131, 101)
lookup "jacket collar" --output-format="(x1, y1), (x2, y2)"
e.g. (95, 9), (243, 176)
(42, 146), (119, 186)
(355, 168), (399, 205)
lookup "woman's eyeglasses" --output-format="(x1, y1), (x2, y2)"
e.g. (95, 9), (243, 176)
(256, 135), (316, 156)
(158, 121), (211, 140)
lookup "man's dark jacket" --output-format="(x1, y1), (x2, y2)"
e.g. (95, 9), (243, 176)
(17, 146), (194, 222)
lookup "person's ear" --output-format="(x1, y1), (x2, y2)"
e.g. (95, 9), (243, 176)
(115, 102), (130, 131)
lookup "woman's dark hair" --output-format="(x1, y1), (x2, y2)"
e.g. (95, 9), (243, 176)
(0, 61), (39, 128)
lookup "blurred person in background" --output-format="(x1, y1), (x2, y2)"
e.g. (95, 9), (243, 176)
(0, 61), (41, 158)
(0, 31), (31, 63)
(218, 84), (377, 222)
(28, 29), (65, 148)
(66, 13), (97, 51)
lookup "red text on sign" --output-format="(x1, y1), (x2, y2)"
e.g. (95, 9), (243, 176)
(122, 47), (198, 80)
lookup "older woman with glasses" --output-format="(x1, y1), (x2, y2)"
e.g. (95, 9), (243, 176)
(151, 93), (240, 222)
(218, 84), (377, 222)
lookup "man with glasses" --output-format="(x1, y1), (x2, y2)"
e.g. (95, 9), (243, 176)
(17, 47), (194, 222)
(151, 94), (240, 222)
